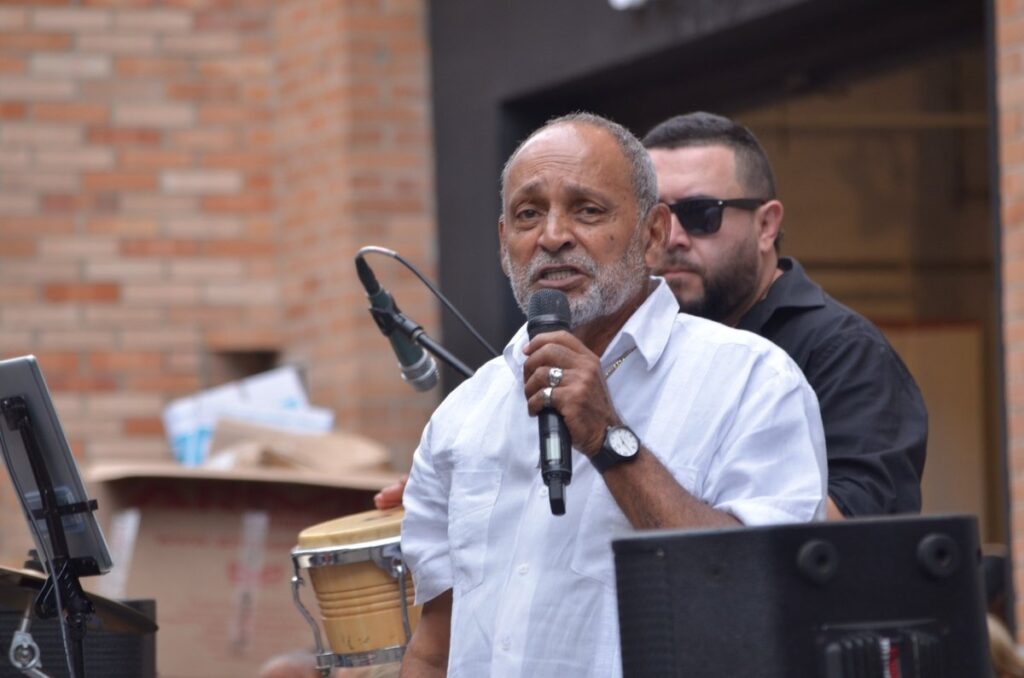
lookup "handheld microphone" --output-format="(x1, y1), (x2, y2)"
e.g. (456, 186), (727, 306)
(527, 289), (572, 516)
(355, 255), (439, 392)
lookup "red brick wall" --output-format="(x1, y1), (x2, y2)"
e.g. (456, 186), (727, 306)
(998, 0), (1024, 631)
(0, 0), (436, 472)
(274, 0), (437, 471)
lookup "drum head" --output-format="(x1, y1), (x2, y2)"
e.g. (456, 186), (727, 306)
(297, 508), (405, 550)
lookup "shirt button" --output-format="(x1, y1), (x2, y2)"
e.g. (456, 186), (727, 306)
(540, 486), (548, 497)
(518, 563), (529, 575)
(501, 636), (512, 651)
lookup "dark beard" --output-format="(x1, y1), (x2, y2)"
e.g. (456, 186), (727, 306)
(676, 262), (758, 324)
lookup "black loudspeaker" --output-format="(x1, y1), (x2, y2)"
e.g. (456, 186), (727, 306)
(613, 515), (991, 678)
(0, 599), (156, 678)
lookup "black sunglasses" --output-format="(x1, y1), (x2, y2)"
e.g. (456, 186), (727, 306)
(665, 198), (767, 236)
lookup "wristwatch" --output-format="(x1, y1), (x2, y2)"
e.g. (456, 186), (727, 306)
(590, 425), (640, 473)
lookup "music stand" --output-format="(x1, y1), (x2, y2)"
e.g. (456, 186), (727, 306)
(0, 355), (113, 678)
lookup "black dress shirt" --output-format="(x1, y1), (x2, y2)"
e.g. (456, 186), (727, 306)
(737, 257), (927, 516)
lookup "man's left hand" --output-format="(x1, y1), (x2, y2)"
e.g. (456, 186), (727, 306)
(522, 330), (620, 456)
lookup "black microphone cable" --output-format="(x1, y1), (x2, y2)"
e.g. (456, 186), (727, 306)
(356, 246), (499, 358)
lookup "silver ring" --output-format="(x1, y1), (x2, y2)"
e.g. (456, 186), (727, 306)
(542, 386), (554, 409)
(548, 367), (563, 387)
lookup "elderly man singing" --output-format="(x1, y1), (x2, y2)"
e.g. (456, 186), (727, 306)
(399, 112), (827, 678)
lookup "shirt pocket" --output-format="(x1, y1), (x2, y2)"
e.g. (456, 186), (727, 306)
(570, 464), (700, 589)
(448, 468), (502, 594)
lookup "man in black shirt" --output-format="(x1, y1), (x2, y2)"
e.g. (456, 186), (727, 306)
(642, 112), (927, 518)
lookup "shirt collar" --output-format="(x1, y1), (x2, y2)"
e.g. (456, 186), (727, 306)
(503, 277), (677, 381)
(737, 257), (825, 333)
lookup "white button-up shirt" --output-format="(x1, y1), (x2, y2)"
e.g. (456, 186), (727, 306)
(402, 279), (826, 678)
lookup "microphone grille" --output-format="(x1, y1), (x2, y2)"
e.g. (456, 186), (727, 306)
(527, 289), (571, 337)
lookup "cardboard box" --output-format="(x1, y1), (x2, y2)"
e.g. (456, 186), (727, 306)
(84, 427), (402, 678)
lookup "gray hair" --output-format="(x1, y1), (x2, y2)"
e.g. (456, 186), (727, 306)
(500, 112), (659, 222)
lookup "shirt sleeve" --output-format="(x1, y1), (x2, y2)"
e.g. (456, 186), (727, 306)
(806, 330), (927, 516)
(701, 354), (828, 525)
(401, 418), (454, 605)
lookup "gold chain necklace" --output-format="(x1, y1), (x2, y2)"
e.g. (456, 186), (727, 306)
(604, 346), (637, 379)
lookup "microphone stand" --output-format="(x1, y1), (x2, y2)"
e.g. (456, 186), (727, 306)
(369, 306), (475, 379)
(1, 397), (100, 678)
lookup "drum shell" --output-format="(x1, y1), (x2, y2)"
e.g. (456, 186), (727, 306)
(296, 508), (421, 659)
(308, 548), (421, 654)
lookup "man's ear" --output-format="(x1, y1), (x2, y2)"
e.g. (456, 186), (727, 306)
(498, 215), (509, 275)
(643, 202), (670, 268)
(757, 200), (784, 253)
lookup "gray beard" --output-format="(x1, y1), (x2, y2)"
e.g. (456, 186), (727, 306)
(504, 229), (648, 329)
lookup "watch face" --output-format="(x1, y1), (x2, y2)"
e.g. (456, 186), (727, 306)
(609, 427), (639, 457)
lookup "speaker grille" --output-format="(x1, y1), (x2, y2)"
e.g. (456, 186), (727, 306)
(0, 599), (155, 678)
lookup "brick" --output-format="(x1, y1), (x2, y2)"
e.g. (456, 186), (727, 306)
(81, 79), (163, 101)
(120, 327), (197, 349)
(33, 103), (109, 124)
(0, 216), (74, 236)
(114, 102), (193, 127)
(168, 258), (244, 280)
(114, 9), (192, 32)
(42, 192), (118, 214)
(125, 374), (200, 393)
(78, 32), (156, 54)
(0, 193), (36, 215)
(85, 393), (163, 416)
(0, 148), (29, 169)
(202, 193), (273, 213)
(38, 329), (118, 349)
(87, 127), (161, 146)
(166, 81), (239, 102)
(43, 283), (120, 303)
(36, 147), (115, 170)
(32, 53), (112, 79)
(0, 305), (79, 328)
(201, 151), (272, 171)
(197, 56), (273, 79)
(123, 416), (165, 436)
(84, 259), (163, 280)
(1, 171), (78, 192)
(85, 216), (159, 235)
(0, 8), (27, 30)
(40, 236), (117, 259)
(170, 127), (235, 151)
(202, 239), (276, 257)
(120, 148), (191, 169)
(114, 56), (189, 77)
(0, 33), (73, 51)
(83, 306), (162, 326)
(119, 194), (197, 213)
(33, 8), (111, 31)
(1, 123), (82, 147)
(0, 238), (35, 257)
(204, 327), (282, 351)
(0, 57), (25, 75)
(89, 350), (160, 371)
(163, 215), (243, 238)
(120, 280), (198, 305)
(161, 169), (242, 194)
(163, 33), (240, 54)
(0, 77), (76, 101)
(198, 105), (253, 125)
(120, 239), (199, 257)
(83, 171), (157, 191)
(203, 280), (279, 305)
(0, 284), (37, 302)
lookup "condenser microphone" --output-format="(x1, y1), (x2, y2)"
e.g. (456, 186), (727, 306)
(527, 289), (572, 515)
(356, 255), (439, 392)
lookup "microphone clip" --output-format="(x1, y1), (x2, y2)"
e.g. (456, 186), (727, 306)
(369, 305), (424, 343)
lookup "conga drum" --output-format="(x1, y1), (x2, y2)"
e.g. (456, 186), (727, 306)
(290, 508), (420, 672)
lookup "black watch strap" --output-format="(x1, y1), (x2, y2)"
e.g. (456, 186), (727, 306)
(591, 425), (640, 474)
